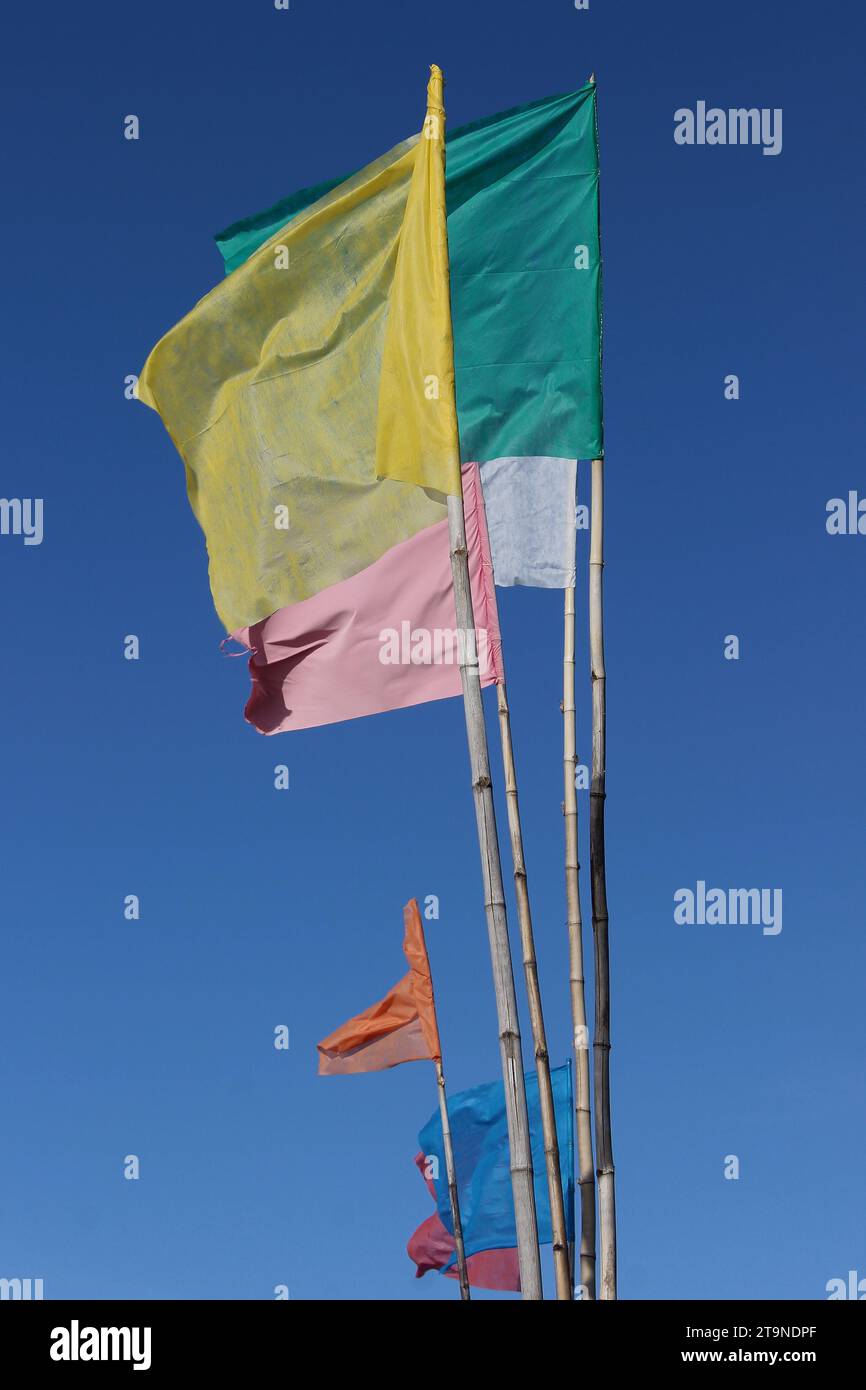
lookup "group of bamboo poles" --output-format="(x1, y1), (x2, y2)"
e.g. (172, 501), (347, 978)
(446, 458), (615, 1301)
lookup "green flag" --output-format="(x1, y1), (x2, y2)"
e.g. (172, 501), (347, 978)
(215, 84), (603, 466)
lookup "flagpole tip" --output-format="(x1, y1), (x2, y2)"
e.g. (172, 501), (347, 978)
(588, 72), (596, 84)
(428, 64), (445, 111)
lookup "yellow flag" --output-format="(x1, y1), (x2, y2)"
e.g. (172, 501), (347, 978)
(375, 65), (461, 498)
(138, 69), (460, 634)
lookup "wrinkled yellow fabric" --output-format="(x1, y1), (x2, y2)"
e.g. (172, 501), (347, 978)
(138, 100), (458, 632)
(375, 65), (461, 498)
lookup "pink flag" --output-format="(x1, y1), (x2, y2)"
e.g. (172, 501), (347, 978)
(232, 464), (502, 733)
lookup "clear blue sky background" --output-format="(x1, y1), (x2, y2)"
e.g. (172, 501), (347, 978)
(1, 0), (863, 1301)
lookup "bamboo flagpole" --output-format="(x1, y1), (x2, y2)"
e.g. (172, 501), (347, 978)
(563, 570), (597, 1299)
(447, 493), (543, 1300)
(589, 454), (616, 1298)
(496, 681), (572, 1300)
(434, 1058), (471, 1300)
(427, 62), (542, 1302)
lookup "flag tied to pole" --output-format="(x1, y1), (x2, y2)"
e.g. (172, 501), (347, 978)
(408, 1062), (575, 1290)
(317, 900), (441, 1075)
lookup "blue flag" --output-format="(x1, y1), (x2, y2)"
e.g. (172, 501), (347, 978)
(418, 1062), (574, 1267)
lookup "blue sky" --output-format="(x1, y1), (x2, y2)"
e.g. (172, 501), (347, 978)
(0, 0), (863, 1300)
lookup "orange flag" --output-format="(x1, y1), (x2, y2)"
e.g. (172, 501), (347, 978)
(317, 900), (441, 1075)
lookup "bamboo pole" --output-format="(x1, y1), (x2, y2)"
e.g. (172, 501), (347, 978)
(496, 679), (572, 1301)
(447, 492), (543, 1300)
(435, 1059), (470, 1300)
(564, 574), (597, 1299)
(589, 455), (616, 1299)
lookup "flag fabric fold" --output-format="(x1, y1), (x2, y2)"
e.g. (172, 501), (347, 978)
(408, 1062), (574, 1281)
(400, 899), (441, 1063)
(138, 68), (461, 635)
(317, 899), (441, 1075)
(233, 464), (502, 734)
(375, 64), (460, 498)
(407, 1152), (521, 1292)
